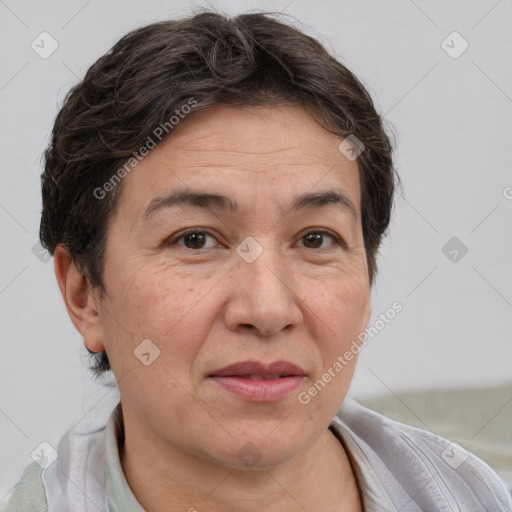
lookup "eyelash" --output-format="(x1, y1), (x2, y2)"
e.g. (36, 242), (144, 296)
(166, 228), (345, 251)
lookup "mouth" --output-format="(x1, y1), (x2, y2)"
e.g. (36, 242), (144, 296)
(208, 360), (306, 402)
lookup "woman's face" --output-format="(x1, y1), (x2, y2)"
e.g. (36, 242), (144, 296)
(91, 105), (371, 469)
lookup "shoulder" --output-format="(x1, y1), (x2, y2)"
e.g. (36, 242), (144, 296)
(332, 398), (512, 511)
(0, 462), (47, 512)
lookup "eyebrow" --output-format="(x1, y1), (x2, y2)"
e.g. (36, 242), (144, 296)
(142, 188), (357, 220)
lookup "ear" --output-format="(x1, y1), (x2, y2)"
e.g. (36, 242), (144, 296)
(54, 245), (105, 354)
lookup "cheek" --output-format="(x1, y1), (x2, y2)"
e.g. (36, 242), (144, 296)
(303, 272), (368, 394)
(306, 273), (369, 337)
(334, 285), (369, 332)
(101, 262), (221, 375)
(101, 269), (222, 419)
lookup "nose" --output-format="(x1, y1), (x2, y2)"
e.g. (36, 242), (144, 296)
(223, 241), (303, 337)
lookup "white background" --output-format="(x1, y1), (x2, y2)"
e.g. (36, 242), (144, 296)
(1, 0), (511, 497)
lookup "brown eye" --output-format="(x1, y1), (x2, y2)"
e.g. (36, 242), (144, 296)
(298, 230), (339, 250)
(168, 230), (221, 250)
(182, 232), (208, 249)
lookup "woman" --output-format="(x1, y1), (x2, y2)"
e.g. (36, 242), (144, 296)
(2, 10), (510, 512)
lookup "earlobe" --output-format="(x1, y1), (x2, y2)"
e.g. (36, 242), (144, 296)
(53, 245), (105, 354)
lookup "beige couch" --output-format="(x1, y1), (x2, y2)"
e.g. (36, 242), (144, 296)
(358, 382), (512, 488)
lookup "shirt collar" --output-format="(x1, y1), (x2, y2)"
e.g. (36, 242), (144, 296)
(105, 402), (145, 512)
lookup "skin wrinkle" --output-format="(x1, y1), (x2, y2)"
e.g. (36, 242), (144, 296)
(139, 184), (359, 236)
(141, 189), (358, 234)
(178, 145), (305, 156)
(78, 105), (368, 511)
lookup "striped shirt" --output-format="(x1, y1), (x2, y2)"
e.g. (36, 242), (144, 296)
(1, 399), (510, 511)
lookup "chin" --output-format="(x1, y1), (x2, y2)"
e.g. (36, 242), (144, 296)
(204, 424), (312, 471)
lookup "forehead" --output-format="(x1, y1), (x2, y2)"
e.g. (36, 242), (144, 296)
(114, 105), (361, 220)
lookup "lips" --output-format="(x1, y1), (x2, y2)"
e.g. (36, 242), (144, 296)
(208, 360), (306, 402)
(209, 360), (306, 378)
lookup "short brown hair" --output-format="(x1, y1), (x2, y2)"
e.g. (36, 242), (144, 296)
(40, 9), (398, 378)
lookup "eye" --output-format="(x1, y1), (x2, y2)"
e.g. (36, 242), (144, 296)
(296, 230), (342, 250)
(168, 229), (221, 250)
(166, 228), (344, 251)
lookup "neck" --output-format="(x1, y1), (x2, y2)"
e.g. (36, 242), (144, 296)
(115, 404), (362, 512)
